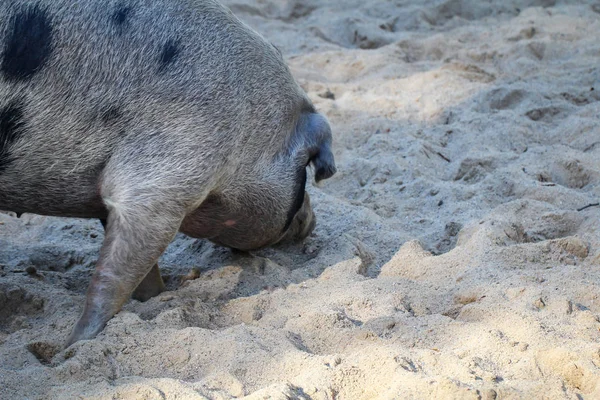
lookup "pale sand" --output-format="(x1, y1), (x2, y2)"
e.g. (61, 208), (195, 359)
(2, 0), (600, 398)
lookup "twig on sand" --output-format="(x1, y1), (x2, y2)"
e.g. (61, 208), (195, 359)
(577, 203), (600, 212)
(436, 152), (451, 162)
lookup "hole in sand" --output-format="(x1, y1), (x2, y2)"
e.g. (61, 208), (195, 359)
(550, 160), (594, 189)
(26, 341), (61, 366)
(426, 221), (463, 255)
(0, 285), (45, 333)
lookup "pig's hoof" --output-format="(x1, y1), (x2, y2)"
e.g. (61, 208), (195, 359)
(131, 264), (166, 302)
(64, 318), (105, 348)
(131, 283), (165, 302)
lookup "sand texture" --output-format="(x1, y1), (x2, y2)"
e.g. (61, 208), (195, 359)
(2, 0), (600, 398)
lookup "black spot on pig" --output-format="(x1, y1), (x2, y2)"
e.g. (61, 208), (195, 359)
(101, 106), (122, 124)
(0, 100), (26, 173)
(158, 39), (181, 73)
(1, 5), (53, 82)
(112, 5), (132, 28)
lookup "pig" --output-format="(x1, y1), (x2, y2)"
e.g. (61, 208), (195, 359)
(0, 0), (336, 346)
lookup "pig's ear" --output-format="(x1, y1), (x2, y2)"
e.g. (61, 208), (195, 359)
(296, 112), (337, 182)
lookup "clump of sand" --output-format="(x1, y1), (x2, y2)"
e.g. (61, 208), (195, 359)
(2, 0), (600, 398)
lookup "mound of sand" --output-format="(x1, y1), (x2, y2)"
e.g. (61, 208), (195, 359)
(2, 0), (600, 398)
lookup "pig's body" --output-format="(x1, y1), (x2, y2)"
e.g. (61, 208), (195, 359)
(0, 0), (335, 345)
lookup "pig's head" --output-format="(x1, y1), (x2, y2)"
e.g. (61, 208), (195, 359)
(180, 110), (336, 251)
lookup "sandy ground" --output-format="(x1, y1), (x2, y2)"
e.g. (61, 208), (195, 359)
(2, 0), (600, 398)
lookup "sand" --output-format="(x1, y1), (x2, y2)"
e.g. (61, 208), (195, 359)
(2, 0), (600, 398)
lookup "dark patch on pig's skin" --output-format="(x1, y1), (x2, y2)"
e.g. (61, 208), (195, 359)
(112, 5), (132, 28)
(101, 106), (122, 124)
(158, 39), (181, 73)
(0, 100), (26, 173)
(1, 5), (53, 82)
(283, 165), (307, 233)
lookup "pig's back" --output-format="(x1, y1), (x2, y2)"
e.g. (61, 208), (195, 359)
(0, 0), (299, 217)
